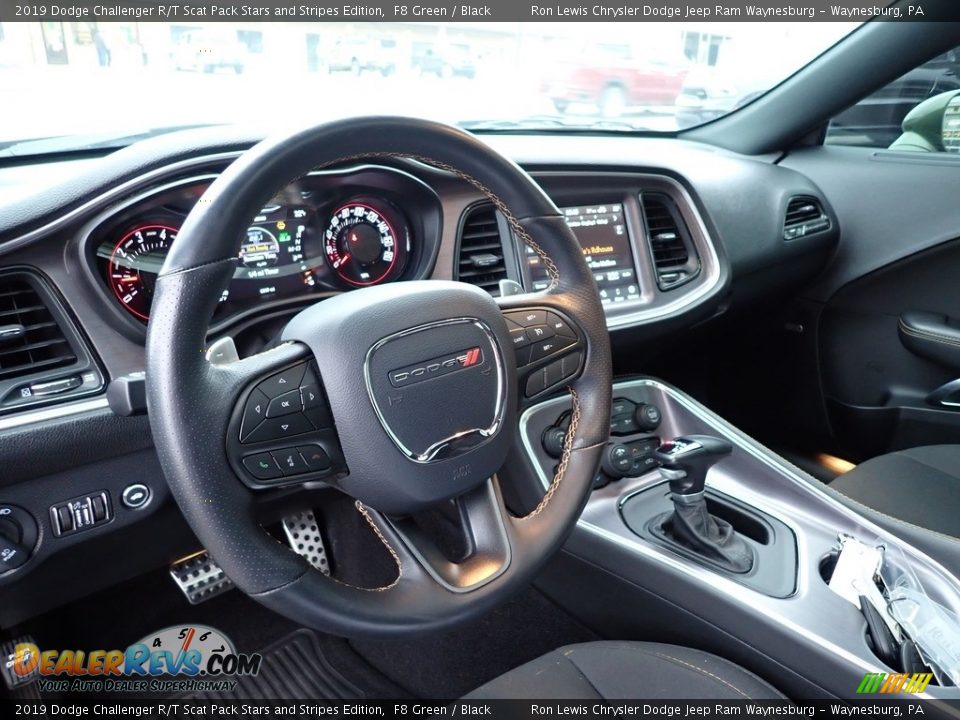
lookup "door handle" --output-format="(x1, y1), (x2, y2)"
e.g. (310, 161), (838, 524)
(898, 311), (960, 370)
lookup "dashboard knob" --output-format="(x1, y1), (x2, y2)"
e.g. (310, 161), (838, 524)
(0, 508), (31, 572)
(541, 426), (567, 459)
(634, 403), (662, 432)
(601, 443), (634, 479)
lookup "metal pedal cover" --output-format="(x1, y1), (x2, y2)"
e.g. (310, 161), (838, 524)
(282, 510), (330, 575)
(2, 635), (38, 691)
(170, 550), (234, 605)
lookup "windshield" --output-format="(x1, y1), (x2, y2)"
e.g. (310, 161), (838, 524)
(0, 21), (859, 154)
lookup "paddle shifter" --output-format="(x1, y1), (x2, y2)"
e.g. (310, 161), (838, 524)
(653, 436), (754, 573)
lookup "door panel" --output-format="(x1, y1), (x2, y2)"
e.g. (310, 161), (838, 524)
(781, 148), (960, 459)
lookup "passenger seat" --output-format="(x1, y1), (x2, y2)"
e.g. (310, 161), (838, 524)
(830, 445), (960, 539)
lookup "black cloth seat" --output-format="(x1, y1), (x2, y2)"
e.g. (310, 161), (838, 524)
(830, 445), (960, 539)
(465, 641), (785, 700)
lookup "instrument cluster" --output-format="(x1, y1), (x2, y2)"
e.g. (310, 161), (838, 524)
(88, 166), (441, 329)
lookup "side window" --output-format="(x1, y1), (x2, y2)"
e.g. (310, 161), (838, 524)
(826, 48), (960, 153)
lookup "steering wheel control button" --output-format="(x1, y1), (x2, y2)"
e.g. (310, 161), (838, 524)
(507, 309), (547, 327)
(507, 325), (532, 350)
(544, 357), (565, 387)
(240, 388), (269, 441)
(524, 324), (555, 343)
(266, 389), (303, 418)
(49, 492), (111, 537)
(121, 484), (151, 510)
(259, 364), (307, 398)
(546, 312), (577, 339)
(271, 449), (309, 476)
(300, 384), (323, 409)
(525, 370), (547, 397)
(298, 446), (331, 471)
(245, 414), (313, 444)
(242, 453), (282, 480)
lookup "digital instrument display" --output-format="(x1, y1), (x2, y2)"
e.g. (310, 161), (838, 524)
(524, 202), (639, 306)
(97, 196), (410, 323)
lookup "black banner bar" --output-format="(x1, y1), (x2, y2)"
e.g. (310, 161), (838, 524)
(2, 699), (957, 718)
(0, 0), (956, 23)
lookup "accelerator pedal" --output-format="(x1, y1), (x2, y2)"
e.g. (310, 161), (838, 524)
(282, 509), (331, 575)
(170, 550), (234, 605)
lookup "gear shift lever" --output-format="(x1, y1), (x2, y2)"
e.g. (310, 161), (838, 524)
(654, 435), (754, 573)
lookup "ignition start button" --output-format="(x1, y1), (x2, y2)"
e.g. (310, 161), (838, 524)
(121, 484), (151, 510)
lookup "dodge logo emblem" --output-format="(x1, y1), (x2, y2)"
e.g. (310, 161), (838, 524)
(389, 347), (483, 387)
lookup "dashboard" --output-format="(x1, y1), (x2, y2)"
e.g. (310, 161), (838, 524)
(0, 128), (840, 624)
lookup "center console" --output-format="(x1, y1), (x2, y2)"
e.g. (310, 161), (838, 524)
(519, 378), (960, 700)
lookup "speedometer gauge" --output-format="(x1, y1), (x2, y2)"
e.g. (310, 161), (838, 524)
(323, 200), (408, 287)
(107, 223), (177, 321)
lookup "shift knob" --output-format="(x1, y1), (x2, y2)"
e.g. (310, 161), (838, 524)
(653, 435), (733, 496)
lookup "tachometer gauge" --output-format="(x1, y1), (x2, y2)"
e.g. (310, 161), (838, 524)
(107, 223), (177, 321)
(323, 200), (408, 287)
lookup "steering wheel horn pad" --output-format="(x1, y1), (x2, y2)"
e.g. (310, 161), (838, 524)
(283, 280), (516, 513)
(146, 117), (612, 637)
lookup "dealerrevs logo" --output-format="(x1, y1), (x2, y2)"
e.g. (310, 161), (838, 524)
(389, 347), (483, 387)
(9, 625), (261, 688)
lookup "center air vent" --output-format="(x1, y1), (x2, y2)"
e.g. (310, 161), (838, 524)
(783, 196), (831, 240)
(0, 270), (102, 414)
(456, 205), (507, 296)
(640, 193), (700, 291)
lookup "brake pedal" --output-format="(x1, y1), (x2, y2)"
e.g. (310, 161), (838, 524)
(282, 510), (330, 575)
(170, 550), (234, 605)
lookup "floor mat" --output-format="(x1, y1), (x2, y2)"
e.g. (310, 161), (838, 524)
(183, 628), (385, 700)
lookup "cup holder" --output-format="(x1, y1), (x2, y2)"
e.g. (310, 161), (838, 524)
(819, 551), (839, 585)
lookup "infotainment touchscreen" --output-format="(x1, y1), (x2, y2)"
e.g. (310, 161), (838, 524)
(523, 202), (640, 306)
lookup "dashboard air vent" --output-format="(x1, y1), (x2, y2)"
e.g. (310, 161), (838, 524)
(457, 205), (507, 296)
(0, 275), (76, 381)
(640, 193), (700, 291)
(783, 196), (831, 240)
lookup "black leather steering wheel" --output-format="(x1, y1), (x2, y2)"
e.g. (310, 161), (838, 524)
(146, 117), (612, 637)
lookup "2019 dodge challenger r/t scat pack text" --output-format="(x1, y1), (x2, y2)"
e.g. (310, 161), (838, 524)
(1, 3), (960, 713)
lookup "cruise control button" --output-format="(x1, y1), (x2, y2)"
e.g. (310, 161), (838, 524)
(240, 388), (269, 441)
(508, 310), (547, 327)
(529, 338), (562, 363)
(300, 384), (323, 409)
(271, 449), (309, 476)
(525, 324), (555, 343)
(266, 389), (302, 418)
(244, 414), (313, 443)
(297, 445), (331, 472)
(508, 326), (532, 349)
(242, 453), (282, 480)
(259, 364), (307, 398)
(546, 312), (577, 339)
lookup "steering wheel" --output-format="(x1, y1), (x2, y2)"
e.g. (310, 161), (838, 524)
(146, 117), (612, 637)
